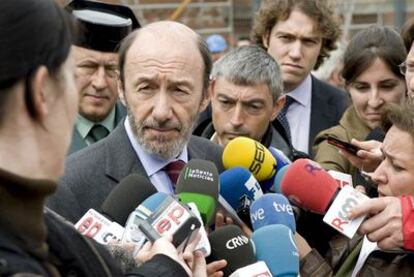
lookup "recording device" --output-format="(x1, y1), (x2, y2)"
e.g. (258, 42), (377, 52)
(222, 137), (276, 182)
(326, 135), (361, 155)
(280, 159), (369, 238)
(208, 225), (257, 276)
(250, 193), (296, 233)
(75, 209), (124, 244)
(328, 170), (353, 188)
(175, 159), (219, 225)
(219, 167), (263, 227)
(75, 174), (157, 244)
(122, 192), (168, 246)
(272, 164), (290, 193)
(101, 174), (157, 225)
(138, 195), (201, 251)
(280, 159), (339, 214)
(268, 146), (291, 172)
(252, 224), (299, 277)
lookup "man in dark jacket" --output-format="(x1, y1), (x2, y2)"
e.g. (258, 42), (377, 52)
(66, 0), (140, 154)
(200, 45), (295, 159)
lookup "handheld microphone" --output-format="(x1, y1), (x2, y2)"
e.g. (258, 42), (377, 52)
(252, 224), (299, 277)
(281, 159), (370, 238)
(220, 167), (263, 227)
(101, 174), (157, 225)
(280, 159), (339, 214)
(250, 193), (296, 232)
(75, 208), (124, 245)
(122, 192), (169, 245)
(208, 225), (256, 276)
(268, 146), (291, 172)
(272, 164), (290, 193)
(222, 137), (276, 182)
(175, 159), (219, 225)
(138, 195), (201, 251)
(75, 174), (157, 244)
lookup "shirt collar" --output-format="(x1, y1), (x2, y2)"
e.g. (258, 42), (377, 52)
(75, 106), (116, 139)
(124, 117), (189, 177)
(286, 74), (312, 107)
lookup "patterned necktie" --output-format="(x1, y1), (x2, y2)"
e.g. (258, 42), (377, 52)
(88, 124), (109, 143)
(276, 95), (295, 142)
(165, 160), (186, 190)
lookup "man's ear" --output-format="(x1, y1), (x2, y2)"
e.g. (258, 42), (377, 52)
(199, 80), (214, 112)
(117, 72), (126, 107)
(262, 31), (270, 49)
(270, 94), (286, 121)
(31, 66), (49, 120)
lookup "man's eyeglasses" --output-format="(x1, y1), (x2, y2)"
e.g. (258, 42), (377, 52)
(399, 61), (414, 76)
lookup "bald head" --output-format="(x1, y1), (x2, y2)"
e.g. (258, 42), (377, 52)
(118, 21), (211, 94)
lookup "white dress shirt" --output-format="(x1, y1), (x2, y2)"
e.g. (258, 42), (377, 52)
(124, 117), (188, 194)
(286, 75), (312, 153)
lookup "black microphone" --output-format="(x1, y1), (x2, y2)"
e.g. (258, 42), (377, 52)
(207, 225), (257, 276)
(101, 174), (157, 225)
(74, 174), (157, 244)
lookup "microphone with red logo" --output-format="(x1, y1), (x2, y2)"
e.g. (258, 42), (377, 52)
(75, 174), (157, 244)
(137, 194), (201, 252)
(280, 159), (369, 238)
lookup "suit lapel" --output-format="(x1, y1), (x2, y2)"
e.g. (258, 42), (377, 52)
(68, 128), (88, 155)
(104, 123), (150, 184)
(309, 76), (338, 152)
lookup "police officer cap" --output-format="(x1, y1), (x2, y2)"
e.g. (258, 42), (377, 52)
(66, 0), (140, 52)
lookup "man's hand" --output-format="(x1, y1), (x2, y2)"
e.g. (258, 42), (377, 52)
(348, 197), (403, 250)
(215, 211), (252, 237)
(339, 139), (383, 172)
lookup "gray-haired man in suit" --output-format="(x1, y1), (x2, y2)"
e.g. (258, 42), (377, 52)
(48, 21), (223, 223)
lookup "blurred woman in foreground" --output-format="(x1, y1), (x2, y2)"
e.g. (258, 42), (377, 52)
(0, 0), (205, 275)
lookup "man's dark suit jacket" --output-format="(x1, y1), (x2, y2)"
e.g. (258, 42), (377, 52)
(306, 76), (349, 155)
(67, 102), (127, 155)
(47, 123), (224, 223)
(194, 76), (349, 156)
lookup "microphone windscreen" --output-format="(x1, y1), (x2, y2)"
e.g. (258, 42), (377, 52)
(101, 174), (157, 225)
(222, 137), (276, 181)
(219, 167), (263, 210)
(273, 164), (290, 193)
(252, 225), (299, 277)
(250, 193), (296, 232)
(135, 192), (169, 219)
(280, 159), (338, 214)
(176, 159), (219, 224)
(208, 225), (256, 276)
(268, 146), (291, 172)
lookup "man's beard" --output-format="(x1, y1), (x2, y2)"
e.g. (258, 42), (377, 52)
(126, 106), (198, 160)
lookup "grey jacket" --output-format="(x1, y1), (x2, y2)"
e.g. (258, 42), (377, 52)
(47, 123), (224, 223)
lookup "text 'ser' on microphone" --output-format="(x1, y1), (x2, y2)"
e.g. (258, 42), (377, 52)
(74, 174), (156, 244)
(175, 159), (219, 225)
(220, 167), (263, 228)
(222, 137), (276, 190)
(252, 224), (299, 277)
(208, 225), (257, 277)
(250, 193), (296, 233)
